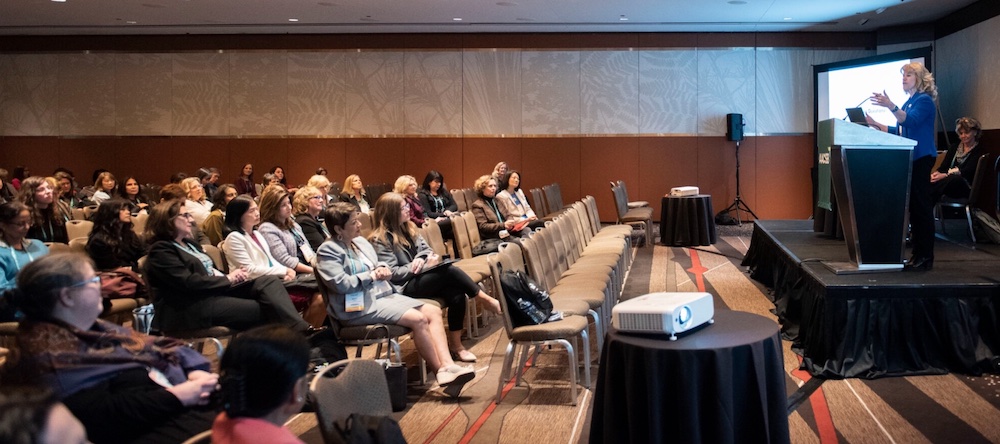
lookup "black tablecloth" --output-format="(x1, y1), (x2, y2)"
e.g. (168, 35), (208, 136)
(591, 310), (789, 444)
(660, 195), (717, 246)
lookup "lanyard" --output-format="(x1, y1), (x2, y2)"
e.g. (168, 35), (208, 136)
(174, 241), (214, 274)
(2, 240), (33, 269)
(345, 242), (371, 275)
(487, 198), (504, 222)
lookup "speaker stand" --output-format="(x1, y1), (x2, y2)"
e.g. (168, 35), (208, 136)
(717, 140), (758, 225)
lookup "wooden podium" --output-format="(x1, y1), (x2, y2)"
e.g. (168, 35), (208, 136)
(817, 119), (916, 274)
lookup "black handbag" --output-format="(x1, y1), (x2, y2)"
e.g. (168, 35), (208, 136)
(472, 238), (503, 256)
(332, 413), (406, 444)
(383, 361), (407, 412)
(499, 269), (554, 327)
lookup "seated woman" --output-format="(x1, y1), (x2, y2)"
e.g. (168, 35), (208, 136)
(91, 172), (117, 205)
(18, 176), (69, 244)
(1, 201), (50, 320)
(268, 166), (296, 193)
(0, 385), (88, 444)
(117, 176), (152, 215)
(338, 174), (370, 213)
(491, 162), (508, 182)
(197, 167), (221, 200)
(393, 175), (426, 226)
(316, 203), (474, 394)
(143, 199), (310, 333)
(85, 199), (147, 272)
(496, 170), (545, 231)
(181, 177), (213, 226)
(258, 188), (327, 328)
(307, 174), (336, 208)
(0, 169), (16, 204)
(234, 163), (257, 199)
(931, 116), (983, 202)
(54, 171), (82, 210)
(370, 193), (500, 362)
(470, 175), (524, 240)
(7, 253), (219, 444)
(213, 325), (310, 444)
(293, 186), (329, 253)
(201, 184), (238, 247)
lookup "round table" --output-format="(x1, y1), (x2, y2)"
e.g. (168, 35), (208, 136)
(590, 310), (789, 444)
(660, 194), (717, 246)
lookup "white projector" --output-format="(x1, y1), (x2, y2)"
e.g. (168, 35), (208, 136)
(612, 292), (714, 340)
(669, 186), (700, 197)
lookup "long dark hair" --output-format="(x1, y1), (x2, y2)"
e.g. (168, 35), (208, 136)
(223, 195), (255, 237)
(145, 199), (184, 244)
(87, 198), (144, 258)
(219, 325), (310, 418)
(421, 170), (451, 195)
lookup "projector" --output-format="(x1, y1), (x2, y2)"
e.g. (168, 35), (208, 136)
(612, 292), (714, 340)
(669, 186), (700, 197)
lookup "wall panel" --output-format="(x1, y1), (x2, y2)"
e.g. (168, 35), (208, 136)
(638, 137), (700, 223)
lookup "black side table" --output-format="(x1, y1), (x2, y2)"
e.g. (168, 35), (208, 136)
(660, 194), (717, 246)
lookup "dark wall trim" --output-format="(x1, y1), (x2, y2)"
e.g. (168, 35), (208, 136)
(0, 31), (875, 53)
(935, 0), (1000, 39)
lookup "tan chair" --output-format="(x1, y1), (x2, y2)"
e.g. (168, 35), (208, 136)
(203, 244), (228, 273)
(68, 237), (88, 253)
(487, 250), (591, 405)
(71, 207), (87, 221)
(310, 359), (394, 443)
(45, 242), (72, 254)
(454, 188), (470, 212)
(65, 220), (94, 240)
(358, 211), (373, 239)
(82, 205), (99, 220)
(616, 180), (649, 209)
(610, 182), (653, 246)
(131, 212), (149, 235)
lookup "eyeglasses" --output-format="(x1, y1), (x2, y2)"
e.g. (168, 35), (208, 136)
(309, 196), (323, 200)
(177, 213), (195, 220)
(69, 276), (101, 288)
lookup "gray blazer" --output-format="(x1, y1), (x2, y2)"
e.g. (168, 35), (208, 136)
(316, 237), (391, 321)
(259, 221), (315, 270)
(370, 232), (433, 286)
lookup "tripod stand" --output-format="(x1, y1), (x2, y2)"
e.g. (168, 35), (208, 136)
(717, 140), (758, 225)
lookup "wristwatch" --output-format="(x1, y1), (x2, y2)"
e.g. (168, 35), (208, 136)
(891, 105), (899, 112)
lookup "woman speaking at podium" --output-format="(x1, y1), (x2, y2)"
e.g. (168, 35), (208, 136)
(866, 62), (938, 271)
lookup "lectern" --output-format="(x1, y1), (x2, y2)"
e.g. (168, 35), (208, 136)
(817, 119), (917, 274)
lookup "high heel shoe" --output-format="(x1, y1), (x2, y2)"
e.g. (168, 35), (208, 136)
(451, 349), (477, 362)
(905, 255), (933, 271)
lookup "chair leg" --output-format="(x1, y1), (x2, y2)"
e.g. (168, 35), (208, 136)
(580, 329), (591, 390)
(557, 338), (578, 405)
(965, 205), (977, 244)
(937, 204), (947, 234)
(588, 309), (602, 358)
(515, 344), (532, 386)
(496, 340), (516, 404)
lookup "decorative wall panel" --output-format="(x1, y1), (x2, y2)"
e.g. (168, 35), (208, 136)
(404, 51), (463, 136)
(59, 53), (116, 135)
(755, 49), (813, 134)
(230, 53), (288, 136)
(0, 54), (58, 136)
(521, 51), (580, 135)
(287, 52), (347, 136)
(639, 50), (698, 134)
(173, 53), (229, 136)
(116, 54), (172, 136)
(698, 49), (756, 136)
(463, 50), (521, 136)
(581, 51), (639, 135)
(345, 51), (405, 136)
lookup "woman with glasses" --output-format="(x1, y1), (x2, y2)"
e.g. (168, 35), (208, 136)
(293, 185), (331, 252)
(931, 116), (983, 203)
(181, 177), (213, 226)
(6, 253), (219, 444)
(1, 201), (49, 319)
(142, 199), (311, 334)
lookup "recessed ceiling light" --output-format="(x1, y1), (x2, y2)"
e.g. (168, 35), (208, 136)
(126, 20), (137, 24)
(619, 15), (628, 21)
(728, 0), (747, 4)
(359, 16), (377, 22)
(51, 0), (67, 3)
(783, 17), (792, 20)
(453, 17), (462, 21)
(875, 7), (887, 14)
(515, 17), (534, 21)
(496, 2), (518, 6)
(288, 18), (299, 22)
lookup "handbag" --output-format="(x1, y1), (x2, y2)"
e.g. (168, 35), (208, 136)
(331, 413), (406, 444)
(471, 238), (503, 256)
(365, 325), (408, 412)
(99, 267), (146, 299)
(499, 269), (554, 327)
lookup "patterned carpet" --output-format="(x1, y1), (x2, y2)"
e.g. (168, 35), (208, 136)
(288, 223), (1000, 443)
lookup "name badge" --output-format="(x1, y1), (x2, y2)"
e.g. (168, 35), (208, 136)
(370, 280), (393, 299)
(345, 291), (364, 312)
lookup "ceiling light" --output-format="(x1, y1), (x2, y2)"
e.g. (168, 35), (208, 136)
(51, 0), (66, 2)
(619, 15), (628, 21)
(728, 0), (747, 4)
(496, 1), (518, 5)
(453, 17), (462, 21)
(126, 20), (137, 24)
(783, 17), (792, 21)
(288, 18), (299, 22)
(875, 7), (887, 14)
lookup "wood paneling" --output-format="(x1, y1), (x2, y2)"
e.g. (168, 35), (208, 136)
(754, 135), (814, 219)
(461, 138), (521, 189)
(403, 138), (464, 190)
(343, 138), (406, 186)
(638, 136), (701, 223)
(522, 138), (582, 205)
(581, 137), (639, 223)
(287, 139), (347, 188)
(0, 137), (60, 178)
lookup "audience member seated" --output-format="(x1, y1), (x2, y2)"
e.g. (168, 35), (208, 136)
(197, 167), (221, 200)
(18, 176), (69, 244)
(394, 175), (426, 226)
(338, 174), (370, 213)
(0, 385), (88, 444)
(45, 177), (74, 228)
(91, 172), (117, 205)
(1, 202), (49, 320)
(370, 193), (500, 362)
(496, 170), (545, 230)
(293, 186), (329, 252)
(212, 325), (310, 444)
(159, 183), (211, 245)
(118, 176), (152, 215)
(75, 169), (108, 205)
(234, 163), (258, 199)
(85, 199), (147, 272)
(0, 169), (16, 204)
(316, 203), (474, 395)
(258, 188), (326, 328)
(315, 167), (328, 177)
(181, 177), (214, 226)
(491, 161), (508, 181)
(143, 200), (310, 333)
(269, 166), (296, 193)
(931, 116), (983, 203)
(10, 166), (29, 191)
(201, 184), (238, 247)
(470, 175), (524, 240)
(54, 171), (82, 210)
(418, 170), (459, 241)
(307, 174), (336, 208)
(6, 253), (219, 444)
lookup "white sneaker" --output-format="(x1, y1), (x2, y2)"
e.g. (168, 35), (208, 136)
(436, 364), (474, 387)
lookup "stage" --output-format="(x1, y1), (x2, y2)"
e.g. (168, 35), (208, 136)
(742, 219), (1000, 379)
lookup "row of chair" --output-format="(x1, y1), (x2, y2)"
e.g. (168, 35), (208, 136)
(610, 180), (653, 245)
(488, 195), (635, 404)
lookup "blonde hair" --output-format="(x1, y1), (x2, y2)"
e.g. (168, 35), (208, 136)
(902, 62), (937, 101)
(340, 174), (366, 196)
(369, 192), (417, 249)
(473, 175), (496, 198)
(180, 177), (204, 202)
(393, 175), (417, 194)
(293, 186), (321, 215)
(306, 175), (330, 191)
